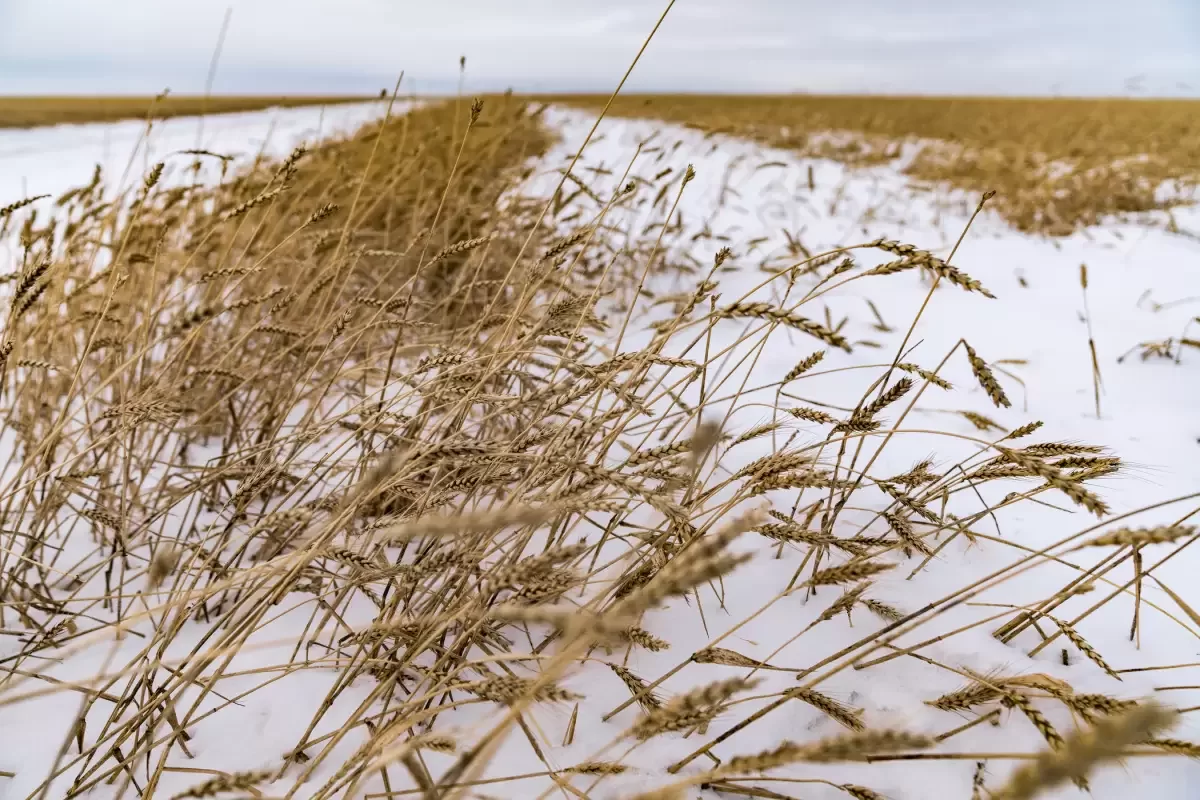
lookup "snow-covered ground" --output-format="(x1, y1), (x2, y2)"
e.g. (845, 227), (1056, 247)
(0, 100), (390, 229)
(1, 103), (1198, 799)
(487, 108), (1200, 798)
(0, 102), (403, 800)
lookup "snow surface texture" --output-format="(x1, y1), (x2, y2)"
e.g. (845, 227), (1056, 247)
(0, 102), (1197, 799)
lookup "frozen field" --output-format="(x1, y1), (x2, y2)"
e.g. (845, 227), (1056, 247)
(0, 101), (1198, 799)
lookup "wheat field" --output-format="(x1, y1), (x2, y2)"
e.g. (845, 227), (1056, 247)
(0, 57), (1198, 800)
(546, 94), (1200, 236)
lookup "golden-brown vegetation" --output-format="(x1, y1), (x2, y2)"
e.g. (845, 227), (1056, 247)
(0, 82), (1195, 799)
(546, 94), (1200, 234)
(0, 94), (374, 128)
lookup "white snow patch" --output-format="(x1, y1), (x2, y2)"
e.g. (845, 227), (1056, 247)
(0, 101), (393, 232)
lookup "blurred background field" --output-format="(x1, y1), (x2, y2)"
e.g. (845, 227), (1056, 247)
(545, 94), (1200, 233)
(0, 94), (371, 127)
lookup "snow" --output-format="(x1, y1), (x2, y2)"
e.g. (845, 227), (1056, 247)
(0, 101), (391, 228)
(1, 101), (1199, 799)
(0, 102), (400, 800)
(497, 108), (1200, 798)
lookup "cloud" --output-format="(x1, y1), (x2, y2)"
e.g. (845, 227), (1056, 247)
(0, 0), (1197, 96)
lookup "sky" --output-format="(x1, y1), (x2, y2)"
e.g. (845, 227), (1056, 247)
(0, 0), (1198, 97)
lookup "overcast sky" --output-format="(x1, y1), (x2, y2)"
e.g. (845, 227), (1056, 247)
(1, 0), (1197, 97)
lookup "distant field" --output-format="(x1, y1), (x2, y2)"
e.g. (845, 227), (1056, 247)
(0, 94), (375, 129)
(545, 94), (1200, 234)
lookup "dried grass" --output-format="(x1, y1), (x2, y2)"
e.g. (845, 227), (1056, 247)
(0, 42), (1193, 800)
